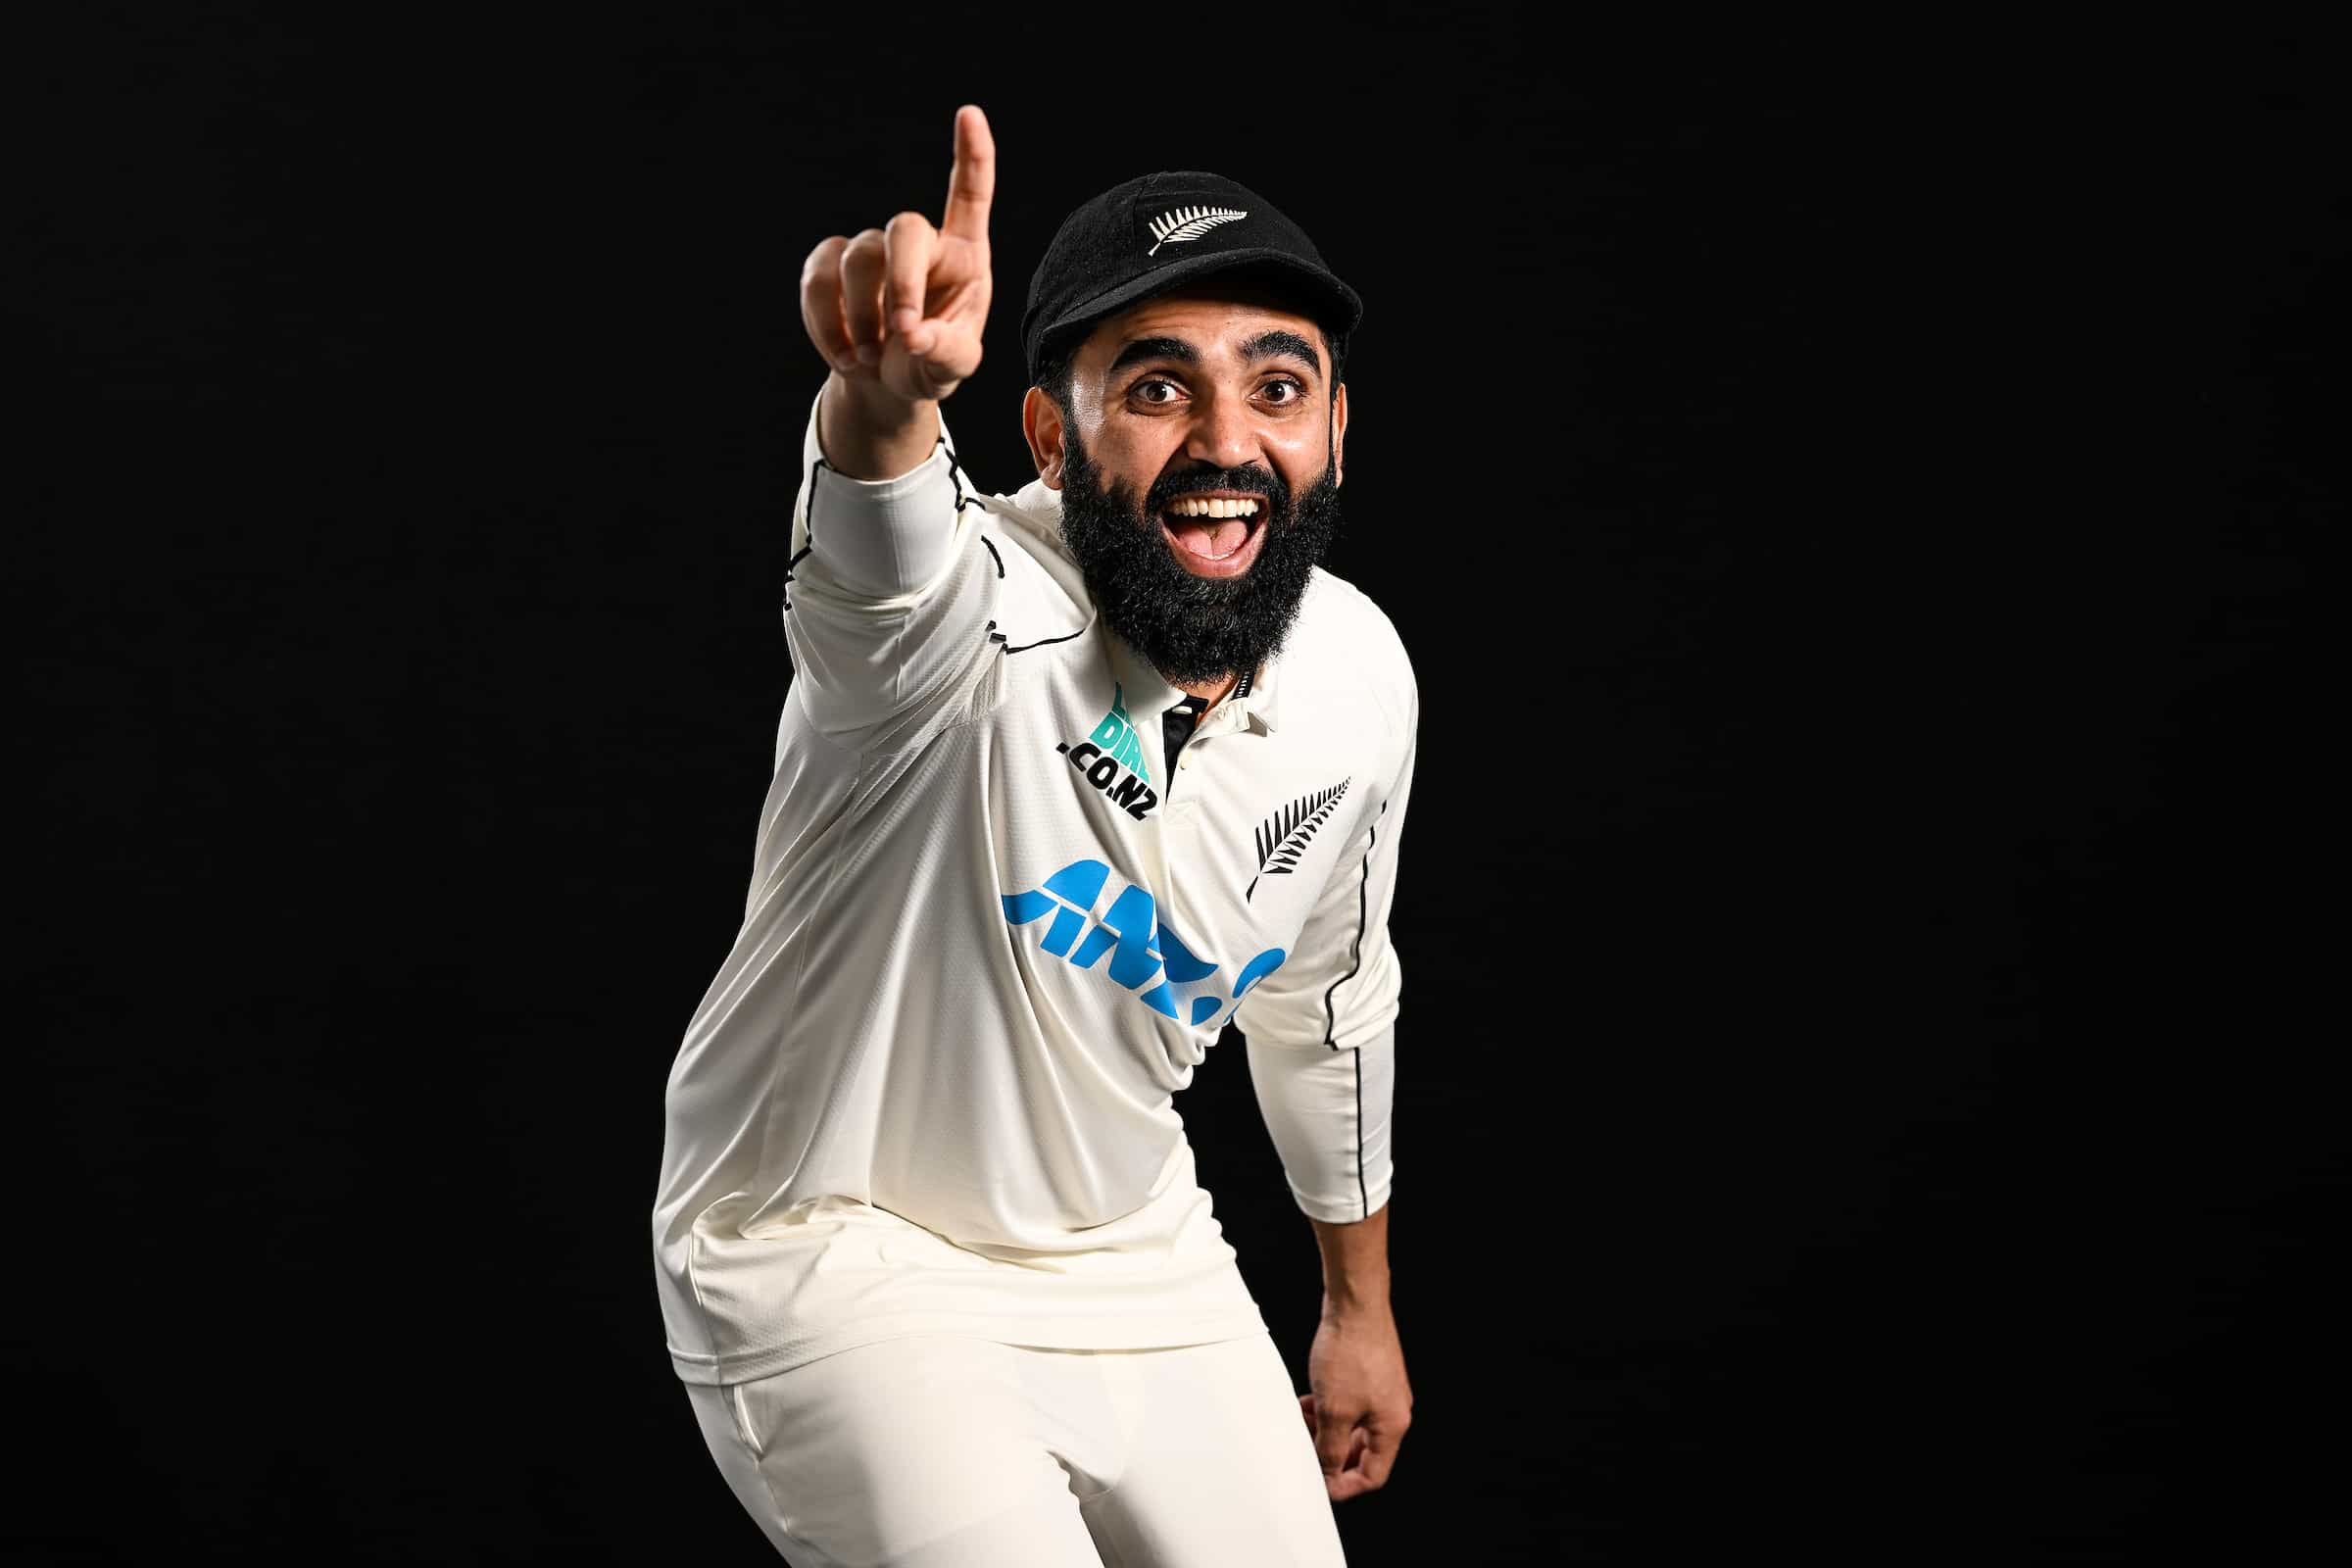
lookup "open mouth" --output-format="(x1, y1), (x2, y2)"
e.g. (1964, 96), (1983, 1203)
(1157, 495), (1266, 577)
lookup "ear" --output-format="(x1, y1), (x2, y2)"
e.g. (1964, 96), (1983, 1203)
(1022, 386), (1066, 490)
(1331, 380), (1348, 489)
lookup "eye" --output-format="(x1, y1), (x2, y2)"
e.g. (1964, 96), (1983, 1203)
(1261, 376), (1305, 405)
(1133, 376), (1181, 406)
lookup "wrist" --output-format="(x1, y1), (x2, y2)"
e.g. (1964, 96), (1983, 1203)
(1319, 1283), (1393, 1322)
(1307, 1202), (1392, 1319)
(818, 371), (941, 480)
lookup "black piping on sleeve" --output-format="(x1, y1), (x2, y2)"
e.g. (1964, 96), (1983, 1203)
(782, 456), (835, 612)
(1322, 797), (1389, 1049)
(1002, 627), (1087, 656)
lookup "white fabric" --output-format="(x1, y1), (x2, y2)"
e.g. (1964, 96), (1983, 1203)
(653, 381), (1418, 1388)
(681, 1331), (1347, 1566)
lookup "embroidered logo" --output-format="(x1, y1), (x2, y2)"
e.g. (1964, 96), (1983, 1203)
(1055, 680), (1158, 819)
(1147, 206), (1247, 256)
(1003, 858), (1287, 1029)
(1248, 778), (1349, 901)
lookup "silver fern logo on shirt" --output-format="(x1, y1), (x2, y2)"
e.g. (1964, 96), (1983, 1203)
(1248, 778), (1349, 901)
(1146, 206), (1246, 256)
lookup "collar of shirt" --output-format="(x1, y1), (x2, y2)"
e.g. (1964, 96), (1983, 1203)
(1004, 474), (1284, 738)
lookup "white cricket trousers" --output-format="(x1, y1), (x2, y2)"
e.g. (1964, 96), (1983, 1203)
(681, 1330), (1348, 1566)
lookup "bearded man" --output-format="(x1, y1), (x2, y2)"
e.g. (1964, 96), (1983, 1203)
(654, 104), (1419, 1567)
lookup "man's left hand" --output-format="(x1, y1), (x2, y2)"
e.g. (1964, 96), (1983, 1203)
(1298, 1305), (1412, 1500)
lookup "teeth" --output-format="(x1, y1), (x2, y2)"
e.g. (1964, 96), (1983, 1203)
(1169, 496), (1259, 518)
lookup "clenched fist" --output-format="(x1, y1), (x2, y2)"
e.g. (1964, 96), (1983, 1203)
(801, 104), (995, 407)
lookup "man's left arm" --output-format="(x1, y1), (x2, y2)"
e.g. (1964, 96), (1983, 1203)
(1235, 649), (1418, 1499)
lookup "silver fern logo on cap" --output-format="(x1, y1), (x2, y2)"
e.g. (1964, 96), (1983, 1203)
(1147, 205), (1246, 256)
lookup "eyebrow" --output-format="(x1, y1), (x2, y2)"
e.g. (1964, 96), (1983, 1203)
(1105, 329), (1323, 381)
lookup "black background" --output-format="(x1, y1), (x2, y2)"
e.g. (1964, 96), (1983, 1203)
(15, 7), (2336, 1563)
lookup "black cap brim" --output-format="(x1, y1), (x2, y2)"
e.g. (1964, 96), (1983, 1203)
(1030, 248), (1363, 379)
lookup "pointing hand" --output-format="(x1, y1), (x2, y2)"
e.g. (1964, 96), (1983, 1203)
(799, 104), (995, 405)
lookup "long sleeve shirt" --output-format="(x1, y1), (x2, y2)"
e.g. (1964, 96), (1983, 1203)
(652, 382), (1418, 1387)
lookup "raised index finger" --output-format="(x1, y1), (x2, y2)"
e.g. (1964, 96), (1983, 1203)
(941, 104), (995, 244)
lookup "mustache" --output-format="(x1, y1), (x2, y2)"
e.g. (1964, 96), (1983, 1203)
(1143, 467), (1287, 514)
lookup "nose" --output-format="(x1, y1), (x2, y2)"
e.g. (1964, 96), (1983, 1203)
(1181, 383), (1261, 476)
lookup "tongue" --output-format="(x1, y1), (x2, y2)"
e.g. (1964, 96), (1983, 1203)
(1166, 515), (1249, 560)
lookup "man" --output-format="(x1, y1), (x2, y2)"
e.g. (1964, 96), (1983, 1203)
(654, 104), (1418, 1566)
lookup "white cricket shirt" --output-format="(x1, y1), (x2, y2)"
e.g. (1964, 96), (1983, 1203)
(653, 383), (1418, 1387)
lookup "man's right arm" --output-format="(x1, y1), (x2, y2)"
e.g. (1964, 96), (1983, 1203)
(781, 105), (999, 744)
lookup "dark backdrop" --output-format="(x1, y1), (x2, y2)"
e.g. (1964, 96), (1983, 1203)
(16, 8), (2334, 1563)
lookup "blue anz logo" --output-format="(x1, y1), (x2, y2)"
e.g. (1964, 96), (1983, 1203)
(1003, 858), (1286, 1029)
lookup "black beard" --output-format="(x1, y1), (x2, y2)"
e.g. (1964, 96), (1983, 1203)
(1054, 420), (1344, 686)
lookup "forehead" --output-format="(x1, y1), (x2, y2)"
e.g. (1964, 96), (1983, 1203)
(1076, 279), (1326, 375)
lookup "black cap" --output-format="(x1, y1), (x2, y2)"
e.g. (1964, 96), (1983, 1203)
(1022, 171), (1363, 387)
